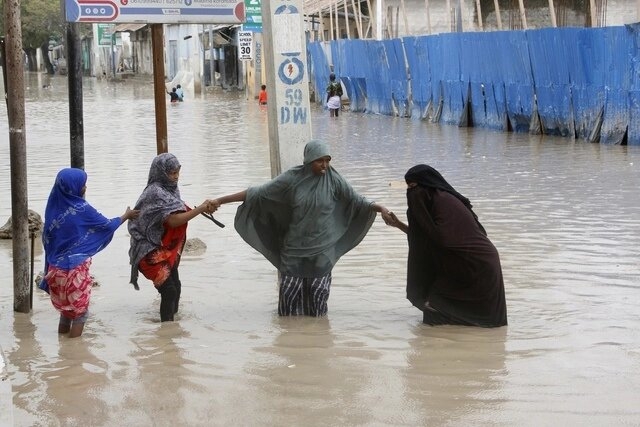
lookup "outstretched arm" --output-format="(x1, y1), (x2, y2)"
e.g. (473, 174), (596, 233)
(120, 206), (140, 223)
(386, 211), (409, 234)
(370, 202), (395, 225)
(165, 199), (218, 228)
(215, 190), (247, 206)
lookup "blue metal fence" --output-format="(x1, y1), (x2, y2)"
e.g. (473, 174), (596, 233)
(307, 24), (640, 145)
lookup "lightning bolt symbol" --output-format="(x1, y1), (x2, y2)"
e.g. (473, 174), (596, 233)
(288, 64), (293, 76)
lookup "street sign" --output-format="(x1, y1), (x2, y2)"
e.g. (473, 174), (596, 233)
(238, 31), (253, 60)
(97, 23), (115, 46)
(243, 0), (262, 32)
(63, 0), (246, 24)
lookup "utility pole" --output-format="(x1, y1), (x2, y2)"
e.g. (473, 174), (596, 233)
(67, 22), (85, 168)
(151, 24), (168, 154)
(3, 0), (31, 312)
(261, 0), (312, 176)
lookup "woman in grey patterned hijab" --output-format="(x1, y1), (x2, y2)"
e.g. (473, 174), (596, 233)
(128, 153), (217, 321)
(213, 140), (393, 317)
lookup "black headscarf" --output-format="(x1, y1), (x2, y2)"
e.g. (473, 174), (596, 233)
(405, 164), (486, 235)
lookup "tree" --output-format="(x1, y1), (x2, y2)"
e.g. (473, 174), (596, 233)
(22, 0), (66, 73)
(0, 0), (66, 73)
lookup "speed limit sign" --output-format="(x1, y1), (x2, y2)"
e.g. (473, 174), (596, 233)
(238, 31), (253, 60)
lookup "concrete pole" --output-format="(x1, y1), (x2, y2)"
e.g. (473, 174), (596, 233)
(3, 0), (30, 313)
(151, 24), (168, 154)
(261, 0), (312, 176)
(67, 22), (85, 169)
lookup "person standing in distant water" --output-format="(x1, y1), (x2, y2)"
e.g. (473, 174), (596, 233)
(176, 84), (184, 102)
(167, 87), (179, 103)
(326, 73), (343, 117)
(213, 140), (392, 317)
(385, 164), (508, 327)
(258, 84), (268, 105)
(41, 168), (139, 338)
(128, 153), (218, 322)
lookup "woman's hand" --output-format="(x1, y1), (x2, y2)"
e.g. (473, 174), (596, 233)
(199, 199), (220, 214)
(122, 206), (140, 222)
(381, 210), (395, 226)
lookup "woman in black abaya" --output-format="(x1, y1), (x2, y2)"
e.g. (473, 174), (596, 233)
(386, 165), (507, 327)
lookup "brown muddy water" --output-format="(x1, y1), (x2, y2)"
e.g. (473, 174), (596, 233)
(0, 73), (639, 426)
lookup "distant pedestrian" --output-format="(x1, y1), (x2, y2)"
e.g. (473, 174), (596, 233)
(167, 87), (179, 103)
(128, 153), (218, 322)
(41, 168), (139, 338)
(176, 84), (184, 102)
(326, 73), (343, 117)
(258, 84), (268, 105)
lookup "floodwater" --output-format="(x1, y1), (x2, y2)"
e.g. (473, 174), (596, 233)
(1, 73), (639, 426)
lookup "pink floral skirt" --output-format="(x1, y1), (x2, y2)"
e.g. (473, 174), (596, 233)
(44, 258), (93, 320)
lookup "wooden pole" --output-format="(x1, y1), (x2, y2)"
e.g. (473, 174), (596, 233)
(376, 0), (383, 39)
(548, 0), (557, 27)
(400, 0), (409, 35)
(334, 2), (340, 39)
(151, 24), (168, 154)
(67, 22), (85, 169)
(494, 0), (503, 30)
(518, 0), (528, 29)
(589, 0), (597, 26)
(475, 0), (483, 30)
(352, 0), (362, 38)
(446, 0), (452, 31)
(329, 3), (334, 40)
(343, 0), (351, 39)
(425, 0), (432, 34)
(4, 0), (31, 313)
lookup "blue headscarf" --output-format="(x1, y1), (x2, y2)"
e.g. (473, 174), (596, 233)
(42, 168), (122, 270)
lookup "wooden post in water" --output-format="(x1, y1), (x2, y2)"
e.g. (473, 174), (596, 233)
(3, 0), (31, 313)
(151, 24), (168, 154)
(262, 0), (312, 177)
(67, 22), (85, 169)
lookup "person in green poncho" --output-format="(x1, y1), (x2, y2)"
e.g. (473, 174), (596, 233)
(214, 139), (392, 316)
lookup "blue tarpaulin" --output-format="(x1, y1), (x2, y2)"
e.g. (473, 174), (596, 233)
(307, 25), (640, 144)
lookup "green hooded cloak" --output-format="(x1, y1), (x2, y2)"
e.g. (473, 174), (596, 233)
(234, 140), (376, 277)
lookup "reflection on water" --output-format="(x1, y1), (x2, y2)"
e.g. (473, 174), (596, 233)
(0, 73), (639, 425)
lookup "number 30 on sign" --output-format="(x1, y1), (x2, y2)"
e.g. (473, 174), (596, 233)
(238, 31), (253, 60)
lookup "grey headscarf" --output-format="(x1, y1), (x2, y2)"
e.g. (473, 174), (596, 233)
(128, 153), (186, 271)
(303, 139), (331, 164)
(234, 140), (376, 277)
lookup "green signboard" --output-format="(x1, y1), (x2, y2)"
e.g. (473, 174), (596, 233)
(244, 0), (262, 32)
(97, 24), (115, 46)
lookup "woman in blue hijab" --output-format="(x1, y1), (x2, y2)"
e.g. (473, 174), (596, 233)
(41, 168), (138, 338)
(213, 140), (392, 316)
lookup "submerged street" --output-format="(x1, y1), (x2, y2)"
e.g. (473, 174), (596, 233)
(1, 73), (639, 426)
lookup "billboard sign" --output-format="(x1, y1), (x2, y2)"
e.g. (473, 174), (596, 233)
(63, 0), (246, 24)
